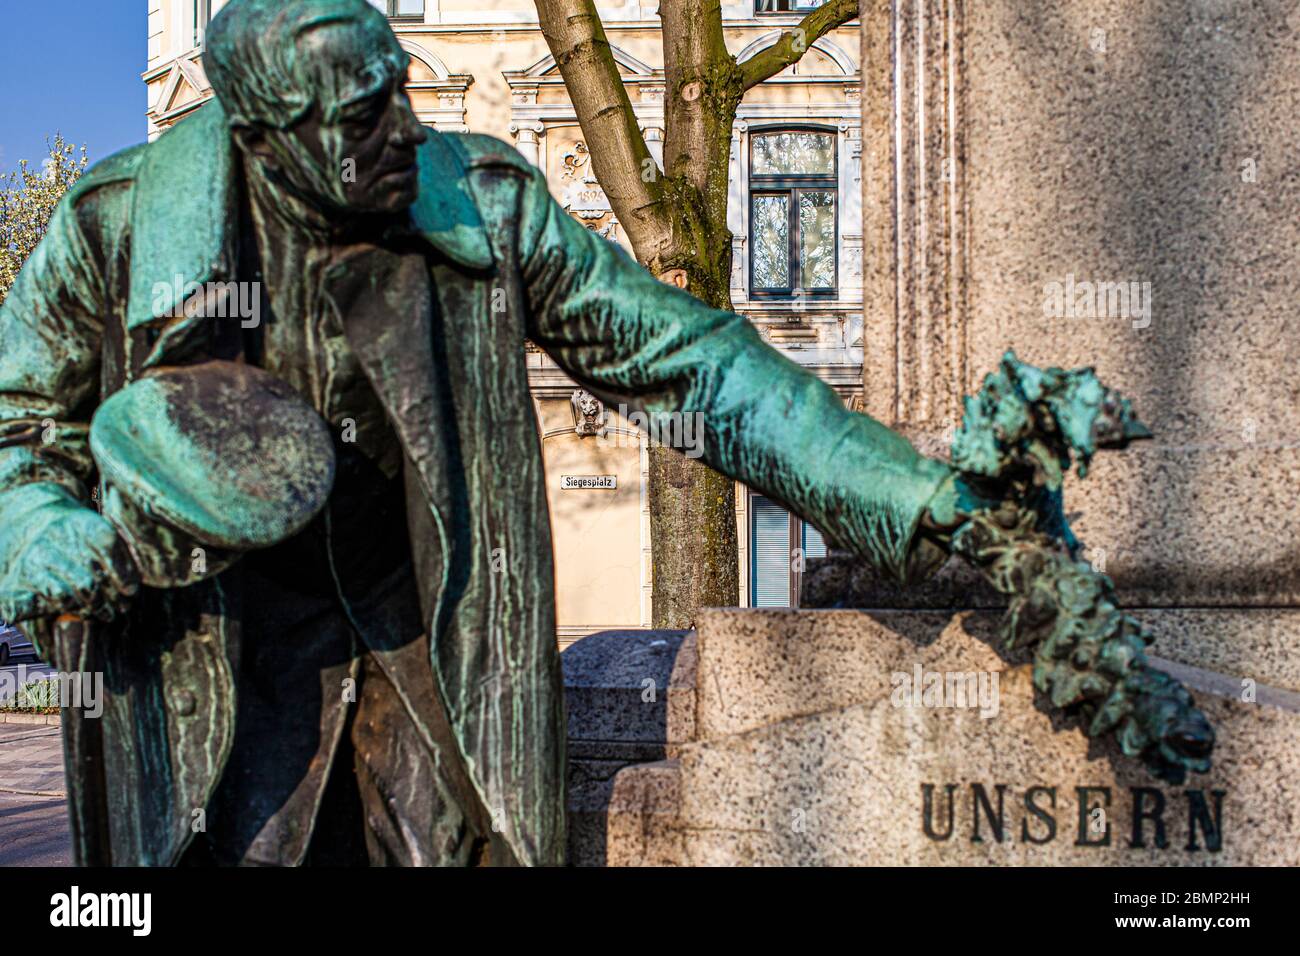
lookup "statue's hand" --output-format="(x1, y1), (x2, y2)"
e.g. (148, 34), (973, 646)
(918, 472), (1006, 544)
(0, 484), (140, 626)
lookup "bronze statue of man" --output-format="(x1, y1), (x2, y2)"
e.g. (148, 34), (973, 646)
(0, 0), (982, 866)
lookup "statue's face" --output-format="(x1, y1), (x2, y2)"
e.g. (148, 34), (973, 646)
(292, 72), (427, 216)
(238, 21), (428, 217)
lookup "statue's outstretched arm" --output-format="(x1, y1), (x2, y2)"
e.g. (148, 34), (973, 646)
(518, 169), (954, 584)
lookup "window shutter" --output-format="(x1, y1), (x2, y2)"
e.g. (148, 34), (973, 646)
(802, 522), (827, 560)
(751, 495), (792, 607)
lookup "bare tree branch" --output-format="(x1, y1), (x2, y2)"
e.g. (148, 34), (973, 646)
(738, 0), (859, 90)
(534, 0), (671, 266)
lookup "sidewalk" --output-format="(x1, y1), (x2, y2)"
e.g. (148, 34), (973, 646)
(0, 723), (65, 796)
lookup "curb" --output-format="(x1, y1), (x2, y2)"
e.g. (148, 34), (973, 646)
(0, 787), (66, 798)
(0, 713), (61, 725)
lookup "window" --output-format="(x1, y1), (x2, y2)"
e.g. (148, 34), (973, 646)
(192, 0), (211, 48)
(370, 0), (425, 17)
(749, 493), (828, 608)
(749, 129), (837, 298)
(755, 0), (825, 13)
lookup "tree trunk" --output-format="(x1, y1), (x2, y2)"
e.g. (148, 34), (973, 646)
(647, 448), (737, 628)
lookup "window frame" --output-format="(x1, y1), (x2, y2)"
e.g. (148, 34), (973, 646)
(747, 491), (827, 608)
(192, 0), (211, 49)
(384, 0), (426, 19)
(747, 125), (839, 300)
(753, 0), (826, 14)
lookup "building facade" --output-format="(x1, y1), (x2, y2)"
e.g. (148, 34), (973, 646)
(144, 0), (864, 646)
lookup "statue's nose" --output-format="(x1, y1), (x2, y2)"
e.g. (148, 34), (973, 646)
(392, 111), (428, 147)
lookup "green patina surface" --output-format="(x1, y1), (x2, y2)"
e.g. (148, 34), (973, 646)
(91, 364), (336, 550)
(950, 353), (1214, 784)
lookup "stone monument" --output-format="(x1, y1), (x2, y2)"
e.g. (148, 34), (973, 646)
(562, 0), (1300, 866)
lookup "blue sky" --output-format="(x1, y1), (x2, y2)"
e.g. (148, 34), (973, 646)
(0, 0), (146, 175)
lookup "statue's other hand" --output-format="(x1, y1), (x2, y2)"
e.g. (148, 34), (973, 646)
(0, 484), (140, 626)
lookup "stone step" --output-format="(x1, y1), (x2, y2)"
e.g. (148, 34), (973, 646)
(569, 759), (683, 867)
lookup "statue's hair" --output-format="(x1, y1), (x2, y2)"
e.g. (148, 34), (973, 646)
(203, 0), (406, 130)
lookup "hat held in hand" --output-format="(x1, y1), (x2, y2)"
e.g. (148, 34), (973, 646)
(90, 361), (337, 588)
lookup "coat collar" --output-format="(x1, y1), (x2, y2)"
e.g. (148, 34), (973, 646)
(126, 100), (494, 331)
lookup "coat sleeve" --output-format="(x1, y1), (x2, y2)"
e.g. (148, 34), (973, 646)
(517, 169), (954, 583)
(0, 175), (120, 632)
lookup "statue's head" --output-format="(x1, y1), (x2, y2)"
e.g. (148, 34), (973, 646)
(204, 0), (426, 217)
